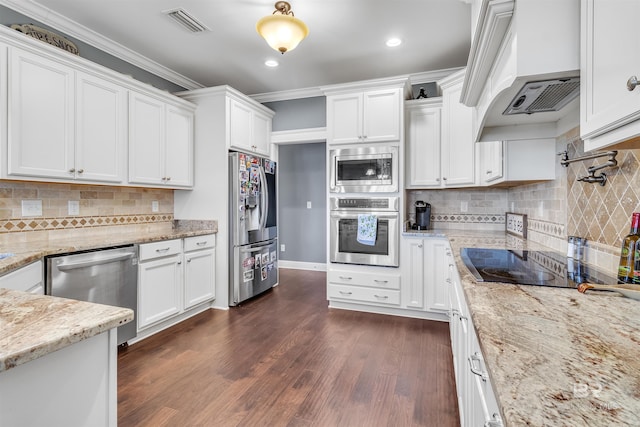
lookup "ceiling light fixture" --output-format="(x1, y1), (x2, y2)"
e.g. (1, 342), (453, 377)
(265, 60), (279, 67)
(256, 1), (308, 54)
(386, 38), (402, 47)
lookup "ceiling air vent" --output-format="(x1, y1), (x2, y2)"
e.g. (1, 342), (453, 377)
(503, 77), (580, 115)
(163, 8), (210, 33)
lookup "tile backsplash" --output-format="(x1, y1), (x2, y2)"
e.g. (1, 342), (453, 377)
(0, 181), (173, 233)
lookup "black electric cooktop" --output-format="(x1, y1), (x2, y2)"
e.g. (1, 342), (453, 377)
(460, 248), (618, 289)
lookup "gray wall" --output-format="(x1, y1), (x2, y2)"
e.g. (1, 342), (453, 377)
(263, 97), (326, 131)
(0, 5), (186, 92)
(278, 143), (326, 264)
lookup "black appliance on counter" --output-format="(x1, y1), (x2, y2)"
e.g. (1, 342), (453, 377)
(412, 201), (431, 230)
(460, 248), (618, 288)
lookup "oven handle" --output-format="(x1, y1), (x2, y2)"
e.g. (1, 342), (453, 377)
(330, 211), (399, 220)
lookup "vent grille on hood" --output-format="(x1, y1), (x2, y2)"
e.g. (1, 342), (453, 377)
(163, 8), (210, 33)
(503, 77), (580, 116)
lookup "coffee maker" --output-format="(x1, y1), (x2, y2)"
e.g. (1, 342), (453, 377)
(412, 201), (431, 230)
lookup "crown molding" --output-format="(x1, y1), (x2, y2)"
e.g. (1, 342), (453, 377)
(250, 87), (324, 103)
(0, 0), (204, 90)
(409, 67), (465, 85)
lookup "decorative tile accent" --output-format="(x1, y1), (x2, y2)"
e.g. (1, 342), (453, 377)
(0, 214), (174, 234)
(431, 213), (506, 224)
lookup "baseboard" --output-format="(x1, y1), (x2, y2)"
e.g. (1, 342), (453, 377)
(279, 260), (327, 271)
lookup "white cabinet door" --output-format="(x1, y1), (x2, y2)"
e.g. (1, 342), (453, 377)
(581, 0), (640, 150)
(441, 82), (476, 187)
(129, 92), (165, 186)
(138, 254), (182, 329)
(165, 105), (194, 188)
(480, 140), (503, 184)
(229, 98), (254, 151)
(327, 92), (362, 144)
(252, 110), (272, 156)
(7, 46), (74, 179)
(427, 240), (451, 313)
(402, 238), (425, 309)
(363, 89), (401, 143)
(406, 102), (441, 187)
(184, 247), (216, 309)
(75, 72), (127, 183)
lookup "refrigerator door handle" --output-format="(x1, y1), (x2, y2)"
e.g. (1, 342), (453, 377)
(259, 165), (268, 230)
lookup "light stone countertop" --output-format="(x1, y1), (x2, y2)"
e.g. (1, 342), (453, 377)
(0, 219), (216, 373)
(438, 229), (640, 426)
(0, 219), (217, 276)
(0, 288), (133, 372)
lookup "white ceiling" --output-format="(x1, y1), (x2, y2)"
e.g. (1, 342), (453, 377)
(5, 0), (472, 96)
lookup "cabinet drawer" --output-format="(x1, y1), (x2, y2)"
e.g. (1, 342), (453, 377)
(328, 270), (400, 289)
(328, 284), (400, 306)
(183, 234), (216, 252)
(0, 260), (43, 294)
(139, 239), (182, 261)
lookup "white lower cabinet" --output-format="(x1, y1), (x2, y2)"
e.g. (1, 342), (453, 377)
(327, 268), (401, 307)
(449, 257), (503, 427)
(183, 235), (216, 309)
(138, 235), (216, 331)
(0, 260), (43, 294)
(400, 236), (451, 314)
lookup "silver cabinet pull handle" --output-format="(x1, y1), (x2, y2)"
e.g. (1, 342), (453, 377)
(339, 276), (352, 280)
(628, 75), (639, 91)
(468, 352), (488, 382)
(373, 294), (388, 299)
(196, 241), (207, 246)
(486, 170), (492, 174)
(339, 290), (352, 295)
(374, 279), (388, 284)
(155, 247), (171, 253)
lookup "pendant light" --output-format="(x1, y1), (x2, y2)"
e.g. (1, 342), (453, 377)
(256, 1), (308, 54)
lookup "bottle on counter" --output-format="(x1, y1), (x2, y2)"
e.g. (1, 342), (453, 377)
(618, 212), (640, 283)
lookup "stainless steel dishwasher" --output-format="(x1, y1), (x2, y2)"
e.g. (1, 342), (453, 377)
(46, 245), (138, 345)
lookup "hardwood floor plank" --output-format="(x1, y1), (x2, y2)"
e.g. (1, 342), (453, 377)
(118, 269), (459, 427)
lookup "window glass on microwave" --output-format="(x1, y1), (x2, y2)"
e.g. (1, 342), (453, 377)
(337, 158), (392, 182)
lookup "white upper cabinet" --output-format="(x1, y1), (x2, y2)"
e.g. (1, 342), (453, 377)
(440, 74), (476, 187)
(75, 71), (127, 183)
(7, 46), (75, 180)
(327, 88), (402, 145)
(228, 97), (273, 156)
(322, 77), (409, 146)
(479, 139), (556, 186)
(581, 0), (640, 151)
(0, 27), (197, 188)
(405, 99), (442, 188)
(129, 91), (194, 188)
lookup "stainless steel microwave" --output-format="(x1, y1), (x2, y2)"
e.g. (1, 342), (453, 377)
(329, 146), (398, 193)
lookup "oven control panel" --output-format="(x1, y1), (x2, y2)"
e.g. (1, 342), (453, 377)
(331, 197), (399, 211)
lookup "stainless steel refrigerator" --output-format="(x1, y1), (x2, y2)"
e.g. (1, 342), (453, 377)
(229, 151), (278, 306)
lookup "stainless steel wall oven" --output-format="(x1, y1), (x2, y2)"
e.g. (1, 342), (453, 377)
(329, 197), (399, 267)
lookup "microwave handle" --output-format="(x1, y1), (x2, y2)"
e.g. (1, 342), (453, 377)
(259, 165), (268, 230)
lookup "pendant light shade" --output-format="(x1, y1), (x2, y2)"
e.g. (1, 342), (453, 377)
(256, 1), (308, 54)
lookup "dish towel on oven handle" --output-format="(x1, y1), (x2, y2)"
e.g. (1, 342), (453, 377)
(357, 214), (377, 246)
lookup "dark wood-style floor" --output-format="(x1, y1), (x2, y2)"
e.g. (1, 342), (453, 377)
(118, 269), (459, 427)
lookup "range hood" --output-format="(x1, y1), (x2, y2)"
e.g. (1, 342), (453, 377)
(460, 0), (580, 142)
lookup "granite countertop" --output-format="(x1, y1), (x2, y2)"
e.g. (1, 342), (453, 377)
(440, 229), (640, 426)
(0, 288), (133, 372)
(0, 220), (218, 276)
(0, 219), (216, 373)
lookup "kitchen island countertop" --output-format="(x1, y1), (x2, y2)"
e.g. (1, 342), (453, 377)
(440, 229), (640, 426)
(0, 288), (133, 372)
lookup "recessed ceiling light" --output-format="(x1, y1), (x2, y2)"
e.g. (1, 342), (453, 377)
(386, 38), (402, 47)
(265, 60), (279, 67)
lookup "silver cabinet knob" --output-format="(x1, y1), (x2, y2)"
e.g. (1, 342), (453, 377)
(486, 170), (492, 174)
(69, 168), (75, 173)
(442, 177), (447, 180)
(628, 75), (639, 91)
(166, 177), (171, 181)
(77, 169), (84, 174)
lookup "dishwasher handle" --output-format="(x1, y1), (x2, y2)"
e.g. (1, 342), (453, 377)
(56, 252), (135, 271)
